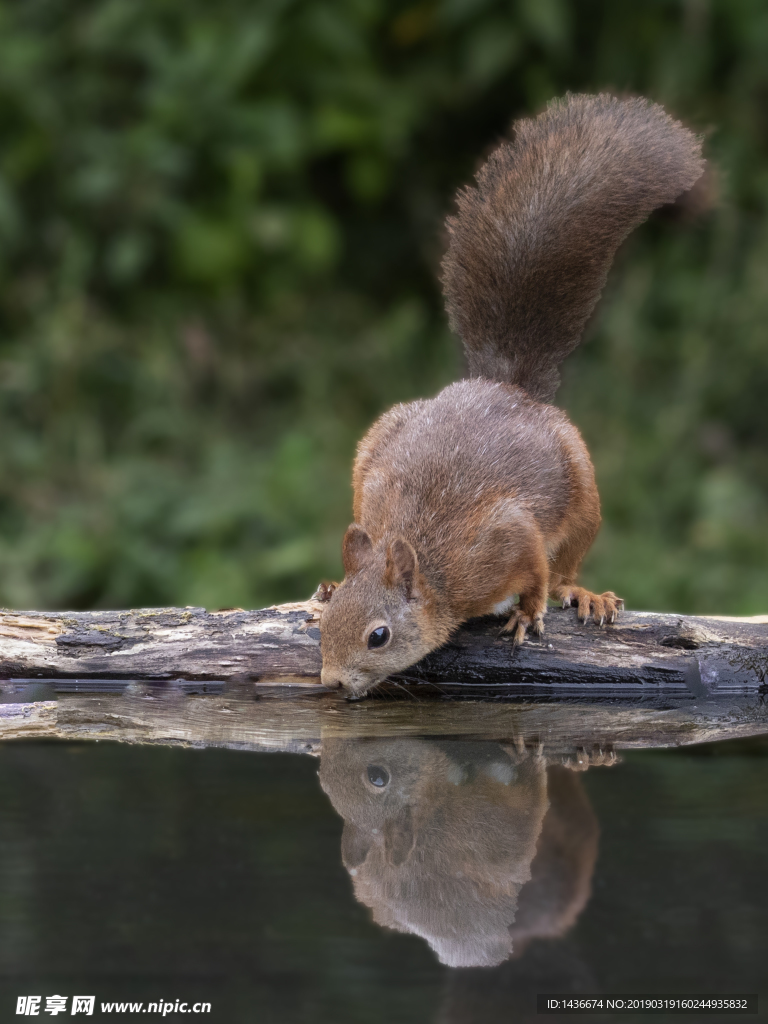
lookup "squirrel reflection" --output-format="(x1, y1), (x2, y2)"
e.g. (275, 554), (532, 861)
(319, 738), (609, 968)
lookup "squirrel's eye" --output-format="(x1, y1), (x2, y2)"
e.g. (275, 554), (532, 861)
(367, 765), (390, 788)
(367, 626), (390, 649)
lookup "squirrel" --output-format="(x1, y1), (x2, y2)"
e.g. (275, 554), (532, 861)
(317, 93), (705, 696)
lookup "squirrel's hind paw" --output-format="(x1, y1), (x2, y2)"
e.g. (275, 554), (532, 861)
(502, 607), (545, 645)
(561, 744), (620, 771)
(553, 586), (623, 625)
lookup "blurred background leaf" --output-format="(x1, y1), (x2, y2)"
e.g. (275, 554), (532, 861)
(0, 0), (765, 614)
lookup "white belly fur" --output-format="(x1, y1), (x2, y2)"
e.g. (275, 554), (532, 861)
(490, 595), (517, 616)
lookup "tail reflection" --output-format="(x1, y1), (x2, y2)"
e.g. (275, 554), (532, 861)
(319, 738), (604, 968)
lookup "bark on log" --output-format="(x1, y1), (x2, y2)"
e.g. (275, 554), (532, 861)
(0, 601), (766, 696)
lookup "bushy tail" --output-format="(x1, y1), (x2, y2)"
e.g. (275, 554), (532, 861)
(441, 94), (705, 402)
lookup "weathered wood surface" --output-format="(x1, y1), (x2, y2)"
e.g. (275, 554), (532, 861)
(0, 601), (766, 695)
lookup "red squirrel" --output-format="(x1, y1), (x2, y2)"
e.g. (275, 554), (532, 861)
(318, 93), (704, 696)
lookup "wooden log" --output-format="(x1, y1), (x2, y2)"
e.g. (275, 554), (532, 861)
(0, 601), (766, 696)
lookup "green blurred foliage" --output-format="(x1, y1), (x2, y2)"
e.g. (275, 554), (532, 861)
(0, 0), (765, 613)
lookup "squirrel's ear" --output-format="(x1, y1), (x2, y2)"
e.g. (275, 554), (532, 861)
(341, 823), (372, 868)
(342, 524), (374, 576)
(385, 537), (419, 600)
(383, 804), (415, 866)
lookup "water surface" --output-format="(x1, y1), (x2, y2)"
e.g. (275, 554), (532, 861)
(1, 688), (767, 1022)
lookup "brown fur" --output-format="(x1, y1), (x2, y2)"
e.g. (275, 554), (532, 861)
(319, 93), (704, 695)
(318, 738), (600, 968)
(442, 93), (704, 402)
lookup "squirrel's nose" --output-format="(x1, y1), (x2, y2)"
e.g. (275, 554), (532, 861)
(320, 668), (344, 690)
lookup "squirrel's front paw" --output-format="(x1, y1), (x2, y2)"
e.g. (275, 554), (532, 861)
(554, 586), (623, 625)
(502, 607), (545, 645)
(311, 581), (338, 603)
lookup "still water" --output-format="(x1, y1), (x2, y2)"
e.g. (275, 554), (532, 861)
(1, 689), (767, 1022)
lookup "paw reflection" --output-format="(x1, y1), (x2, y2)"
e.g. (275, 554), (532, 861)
(319, 738), (605, 968)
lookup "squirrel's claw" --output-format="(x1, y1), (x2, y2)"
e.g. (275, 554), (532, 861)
(312, 581), (338, 603)
(553, 586), (623, 626)
(562, 743), (620, 771)
(502, 607), (545, 645)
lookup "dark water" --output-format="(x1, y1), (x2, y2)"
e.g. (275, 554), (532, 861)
(1, 734), (767, 1023)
